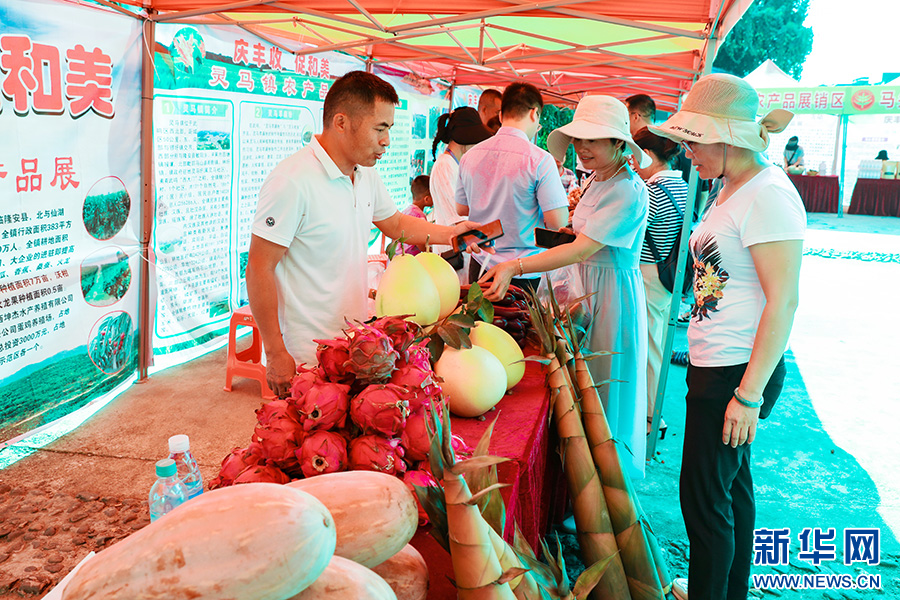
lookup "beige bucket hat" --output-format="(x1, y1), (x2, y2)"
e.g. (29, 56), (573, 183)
(547, 95), (651, 168)
(648, 73), (793, 152)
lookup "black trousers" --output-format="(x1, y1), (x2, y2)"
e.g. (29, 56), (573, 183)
(680, 357), (786, 600)
(467, 258), (540, 293)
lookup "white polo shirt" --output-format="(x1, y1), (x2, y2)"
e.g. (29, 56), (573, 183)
(252, 136), (397, 365)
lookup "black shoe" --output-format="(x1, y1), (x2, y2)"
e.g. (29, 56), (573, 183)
(671, 350), (689, 366)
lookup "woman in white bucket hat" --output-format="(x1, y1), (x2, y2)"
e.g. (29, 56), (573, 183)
(480, 94), (653, 480)
(649, 73), (806, 600)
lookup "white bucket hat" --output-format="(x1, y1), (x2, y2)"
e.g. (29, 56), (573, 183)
(547, 95), (651, 168)
(648, 73), (793, 152)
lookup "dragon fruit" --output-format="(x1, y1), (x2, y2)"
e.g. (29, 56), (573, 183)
(207, 444), (265, 489)
(254, 412), (304, 474)
(390, 363), (441, 413)
(232, 463), (291, 485)
(343, 322), (400, 384)
(296, 430), (349, 477)
(350, 383), (410, 436)
(371, 315), (422, 354)
(315, 337), (355, 384)
(403, 468), (439, 525)
(451, 434), (474, 460)
(400, 410), (431, 462)
(290, 366), (324, 400)
(255, 399), (300, 426)
(294, 380), (351, 432)
(349, 435), (407, 475)
(398, 340), (433, 372)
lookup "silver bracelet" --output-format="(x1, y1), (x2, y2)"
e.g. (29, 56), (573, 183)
(733, 387), (764, 409)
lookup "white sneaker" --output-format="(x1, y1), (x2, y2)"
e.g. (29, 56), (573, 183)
(672, 578), (688, 600)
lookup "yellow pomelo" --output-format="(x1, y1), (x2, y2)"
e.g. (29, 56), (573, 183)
(375, 254), (440, 326)
(469, 322), (526, 390)
(435, 346), (507, 417)
(414, 252), (461, 319)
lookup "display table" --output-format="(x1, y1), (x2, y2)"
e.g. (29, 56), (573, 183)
(411, 358), (564, 600)
(787, 174), (840, 213)
(848, 178), (900, 216)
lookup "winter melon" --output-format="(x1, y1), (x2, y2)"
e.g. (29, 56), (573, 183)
(289, 556), (396, 600)
(62, 483), (335, 600)
(372, 544), (429, 600)
(289, 470), (418, 568)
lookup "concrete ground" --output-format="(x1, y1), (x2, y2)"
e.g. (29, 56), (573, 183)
(0, 212), (899, 598)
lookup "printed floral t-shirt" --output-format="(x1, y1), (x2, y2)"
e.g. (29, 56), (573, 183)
(687, 166), (806, 367)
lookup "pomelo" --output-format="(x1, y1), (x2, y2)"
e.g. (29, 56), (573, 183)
(414, 252), (460, 319)
(375, 254), (440, 326)
(468, 322), (525, 390)
(435, 346), (507, 417)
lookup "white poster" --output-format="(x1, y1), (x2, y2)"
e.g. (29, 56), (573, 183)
(0, 0), (142, 440)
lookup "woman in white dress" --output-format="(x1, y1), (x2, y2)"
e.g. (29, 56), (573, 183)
(479, 96), (651, 479)
(429, 107), (494, 257)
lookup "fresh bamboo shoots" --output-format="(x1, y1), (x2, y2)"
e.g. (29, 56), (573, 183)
(571, 344), (670, 599)
(546, 344), (631, 600)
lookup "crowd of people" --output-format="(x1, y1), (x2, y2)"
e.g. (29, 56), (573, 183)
(246, 69), (806, 600)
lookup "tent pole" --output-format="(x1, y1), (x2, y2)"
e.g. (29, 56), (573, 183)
(646, 31), (718, 460)
(137, 16), (156, 382)
(837, 114), (849, 218)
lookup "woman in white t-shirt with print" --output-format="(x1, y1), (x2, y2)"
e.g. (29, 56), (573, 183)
(650, 74), (806, 600)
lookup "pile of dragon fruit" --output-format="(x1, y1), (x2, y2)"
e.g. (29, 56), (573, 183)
(209, 316), (469, 494)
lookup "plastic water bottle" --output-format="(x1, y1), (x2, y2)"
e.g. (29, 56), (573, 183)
(168, 434), (204, 500)
(149, 458), (188, 522)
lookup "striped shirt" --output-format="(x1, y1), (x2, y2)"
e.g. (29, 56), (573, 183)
(640, 170), (688, 264)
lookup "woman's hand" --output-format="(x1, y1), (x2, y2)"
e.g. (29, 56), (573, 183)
(478, 260), (518, 302)
(450, 220), (496, 255)
(722, 398), (760, 447)
(558, 226), (575, 236)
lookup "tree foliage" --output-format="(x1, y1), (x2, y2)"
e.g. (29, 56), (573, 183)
(713, 0), (814, 79)
(536, 104), (576, 170)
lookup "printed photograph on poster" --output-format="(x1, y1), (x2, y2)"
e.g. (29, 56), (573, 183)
(82, 176), (131, 241)
(88, 312), (135, 375)
(411, 150), (425, 179)
(412, 114), (427, 139)
(80, 247), (132, 307)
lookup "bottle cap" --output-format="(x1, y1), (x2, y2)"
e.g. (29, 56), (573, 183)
(168, 434), (190, 453)
(156, 458), (177, 477)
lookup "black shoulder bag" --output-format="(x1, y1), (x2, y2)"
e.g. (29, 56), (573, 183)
(645, 180), (692, 295)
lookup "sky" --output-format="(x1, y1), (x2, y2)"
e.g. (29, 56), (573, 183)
(799, 0), (900, 85)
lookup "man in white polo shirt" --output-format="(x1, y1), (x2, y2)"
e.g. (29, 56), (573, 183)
(247, 71), (483, 398)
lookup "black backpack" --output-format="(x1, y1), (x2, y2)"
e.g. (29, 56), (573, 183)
(645, 180), (692, 295)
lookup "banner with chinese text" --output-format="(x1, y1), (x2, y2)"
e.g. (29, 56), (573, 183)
(150, 24), (365, 367)
(757, 85), (900, 116)
(0, 0), (142, 440)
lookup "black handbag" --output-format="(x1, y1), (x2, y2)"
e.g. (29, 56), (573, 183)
(645, 181), (692, 295)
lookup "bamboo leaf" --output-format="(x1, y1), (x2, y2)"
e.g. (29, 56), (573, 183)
(498, 567), (531, 585)
(564, 290), (599, 310)
(466, 482), (510, 506)
(449, 455), (510, 475)
(571, 553), (619, 600)
(474, 414), (500, 457)
(522, 355), (552, 365)
(553, 534), (570, 592)
(580, 351), (621, 359)
(513, 523), (537, 561)
(446, 313), (476, 328)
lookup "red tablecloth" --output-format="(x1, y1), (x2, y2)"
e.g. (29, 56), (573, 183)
(411, 358), (564, 600)
(787, 174), (840, 213)
(848, 178), (900, 216)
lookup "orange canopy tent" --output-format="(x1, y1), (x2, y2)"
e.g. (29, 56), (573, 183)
(96, 0), (752, 108)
